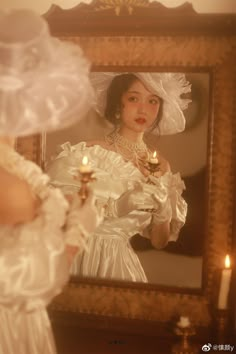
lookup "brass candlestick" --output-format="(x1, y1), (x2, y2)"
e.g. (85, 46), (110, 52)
(214, 308), (230, 344)
(172, 325), (197, 354)
(79, 170), (95, 205)
(147, 161), (160, 176)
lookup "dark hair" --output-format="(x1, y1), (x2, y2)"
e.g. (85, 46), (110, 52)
(104, 73), (163, 133)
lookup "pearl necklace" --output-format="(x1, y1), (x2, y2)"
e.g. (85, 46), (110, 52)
(105, 130), (150, 168)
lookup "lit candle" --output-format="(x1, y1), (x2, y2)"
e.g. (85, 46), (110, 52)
(177, 316), (190, 328)
(218, 255), (232, 309)
(149, 151), (159, 164)
(79, 156), (92, 173)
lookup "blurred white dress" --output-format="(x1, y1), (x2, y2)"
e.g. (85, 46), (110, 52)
(0, 143), (86, 354)
(48, 142), (187, 283)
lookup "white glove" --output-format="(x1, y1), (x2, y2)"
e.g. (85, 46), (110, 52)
(74, 190), (103, 235)
(107, 183), (161, 218)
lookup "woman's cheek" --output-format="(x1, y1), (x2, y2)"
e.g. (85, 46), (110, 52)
(150, 105), (159, 116)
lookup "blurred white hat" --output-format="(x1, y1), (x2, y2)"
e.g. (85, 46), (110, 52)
(0, 9), (93, 137)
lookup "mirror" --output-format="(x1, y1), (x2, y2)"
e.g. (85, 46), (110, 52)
(16, 2), (236, 333)
(45, 71), (209, 289)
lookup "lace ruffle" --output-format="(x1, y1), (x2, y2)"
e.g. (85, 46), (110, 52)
(58, 141), (143, 182)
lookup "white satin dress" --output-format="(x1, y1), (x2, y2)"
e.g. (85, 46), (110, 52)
(48, 142), (187, 283)
(0, 143), (87, 354)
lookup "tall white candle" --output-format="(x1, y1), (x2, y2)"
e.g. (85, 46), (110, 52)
(218, 255), (232, 309)
(79, 156), (92, 173)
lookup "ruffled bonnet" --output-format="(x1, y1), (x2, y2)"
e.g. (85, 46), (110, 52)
(90, 72), (191, 135)
(0, 9), (93, 137)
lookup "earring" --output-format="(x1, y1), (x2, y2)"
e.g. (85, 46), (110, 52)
(115, 111), (120, 120)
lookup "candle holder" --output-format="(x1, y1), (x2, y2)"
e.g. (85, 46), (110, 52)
(172, 324), (198, 354)
(147, 161), (160, 176)
(78, 170), (96, 205)
(214, 308), (230, 344)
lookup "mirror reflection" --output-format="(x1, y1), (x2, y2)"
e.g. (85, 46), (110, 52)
(45, 71), (209, 288)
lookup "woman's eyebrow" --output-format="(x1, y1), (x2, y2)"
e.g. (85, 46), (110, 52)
(126, 90), (141, 94)
(127, 90), (159, 98)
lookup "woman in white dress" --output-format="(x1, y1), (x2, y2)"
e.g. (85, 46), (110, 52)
(48, 72), (191, 283)
(0, 9), (102, 354)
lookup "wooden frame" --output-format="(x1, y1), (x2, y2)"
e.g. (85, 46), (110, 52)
(17, 1), (236, 336)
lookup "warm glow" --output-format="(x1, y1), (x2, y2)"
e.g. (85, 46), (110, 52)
(225, 254), (231, 268)
(82, 156), (88, 166)
(153, 151), (157, 158)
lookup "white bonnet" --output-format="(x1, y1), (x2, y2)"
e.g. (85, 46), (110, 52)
(0, 9), (93, 137)
(90, 72), (191, 135)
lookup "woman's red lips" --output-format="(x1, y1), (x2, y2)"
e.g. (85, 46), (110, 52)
(135, 118), (146, 124)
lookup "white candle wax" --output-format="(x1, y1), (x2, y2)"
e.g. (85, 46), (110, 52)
(150, 158), (158, 164)
(79, 156), (92, 173)
(79, 165), (92, 173)
(218, 268), (232, 309)
(218, 255), (232, 309)
(149, 151), (158, 164)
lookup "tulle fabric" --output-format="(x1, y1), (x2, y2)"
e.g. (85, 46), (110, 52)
(48, 142), (187, 282)
(0, 9), (93, 137)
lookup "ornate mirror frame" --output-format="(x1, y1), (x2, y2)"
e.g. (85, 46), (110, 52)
(16, 1), (236, 337)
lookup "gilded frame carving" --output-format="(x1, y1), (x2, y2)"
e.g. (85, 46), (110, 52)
(16, 3), (236, 331)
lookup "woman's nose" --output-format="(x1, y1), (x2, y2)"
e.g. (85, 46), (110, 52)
(137, 101), (146, 113)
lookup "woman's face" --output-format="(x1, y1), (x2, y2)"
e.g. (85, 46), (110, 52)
(119, 79), (161, 133)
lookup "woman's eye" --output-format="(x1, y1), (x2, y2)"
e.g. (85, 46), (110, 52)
(149, 98), (160, 105)
(128, 96), (138, 102)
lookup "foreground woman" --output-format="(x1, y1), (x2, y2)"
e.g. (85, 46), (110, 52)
(0, 9), (102, 354)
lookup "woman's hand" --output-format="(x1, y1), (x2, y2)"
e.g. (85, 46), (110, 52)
(71, 189), (104, 235)
(136, 152), (171, 178)
(64, 188), (104, 260)
(107, 183), (160, 218)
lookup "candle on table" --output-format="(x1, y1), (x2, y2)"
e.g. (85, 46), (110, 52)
(149, 151), (159, 164)
(79, 156), (92, 173)
(177, 316), (190, 328)
(218, 254), (232, 309)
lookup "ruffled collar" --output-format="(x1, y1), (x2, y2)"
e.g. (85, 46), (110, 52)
(58, 141), (185, 193)
(59, 141), (145, 181)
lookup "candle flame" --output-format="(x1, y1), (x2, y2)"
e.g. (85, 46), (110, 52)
(225, 254), (231, 268)
(153, 151), (157, 158)
(82, 156), (88, 166)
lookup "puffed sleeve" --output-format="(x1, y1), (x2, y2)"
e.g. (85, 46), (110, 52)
(46, 142), (82, 195)
(0, 188), (70, 312)
(143, 172), (187, 242)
